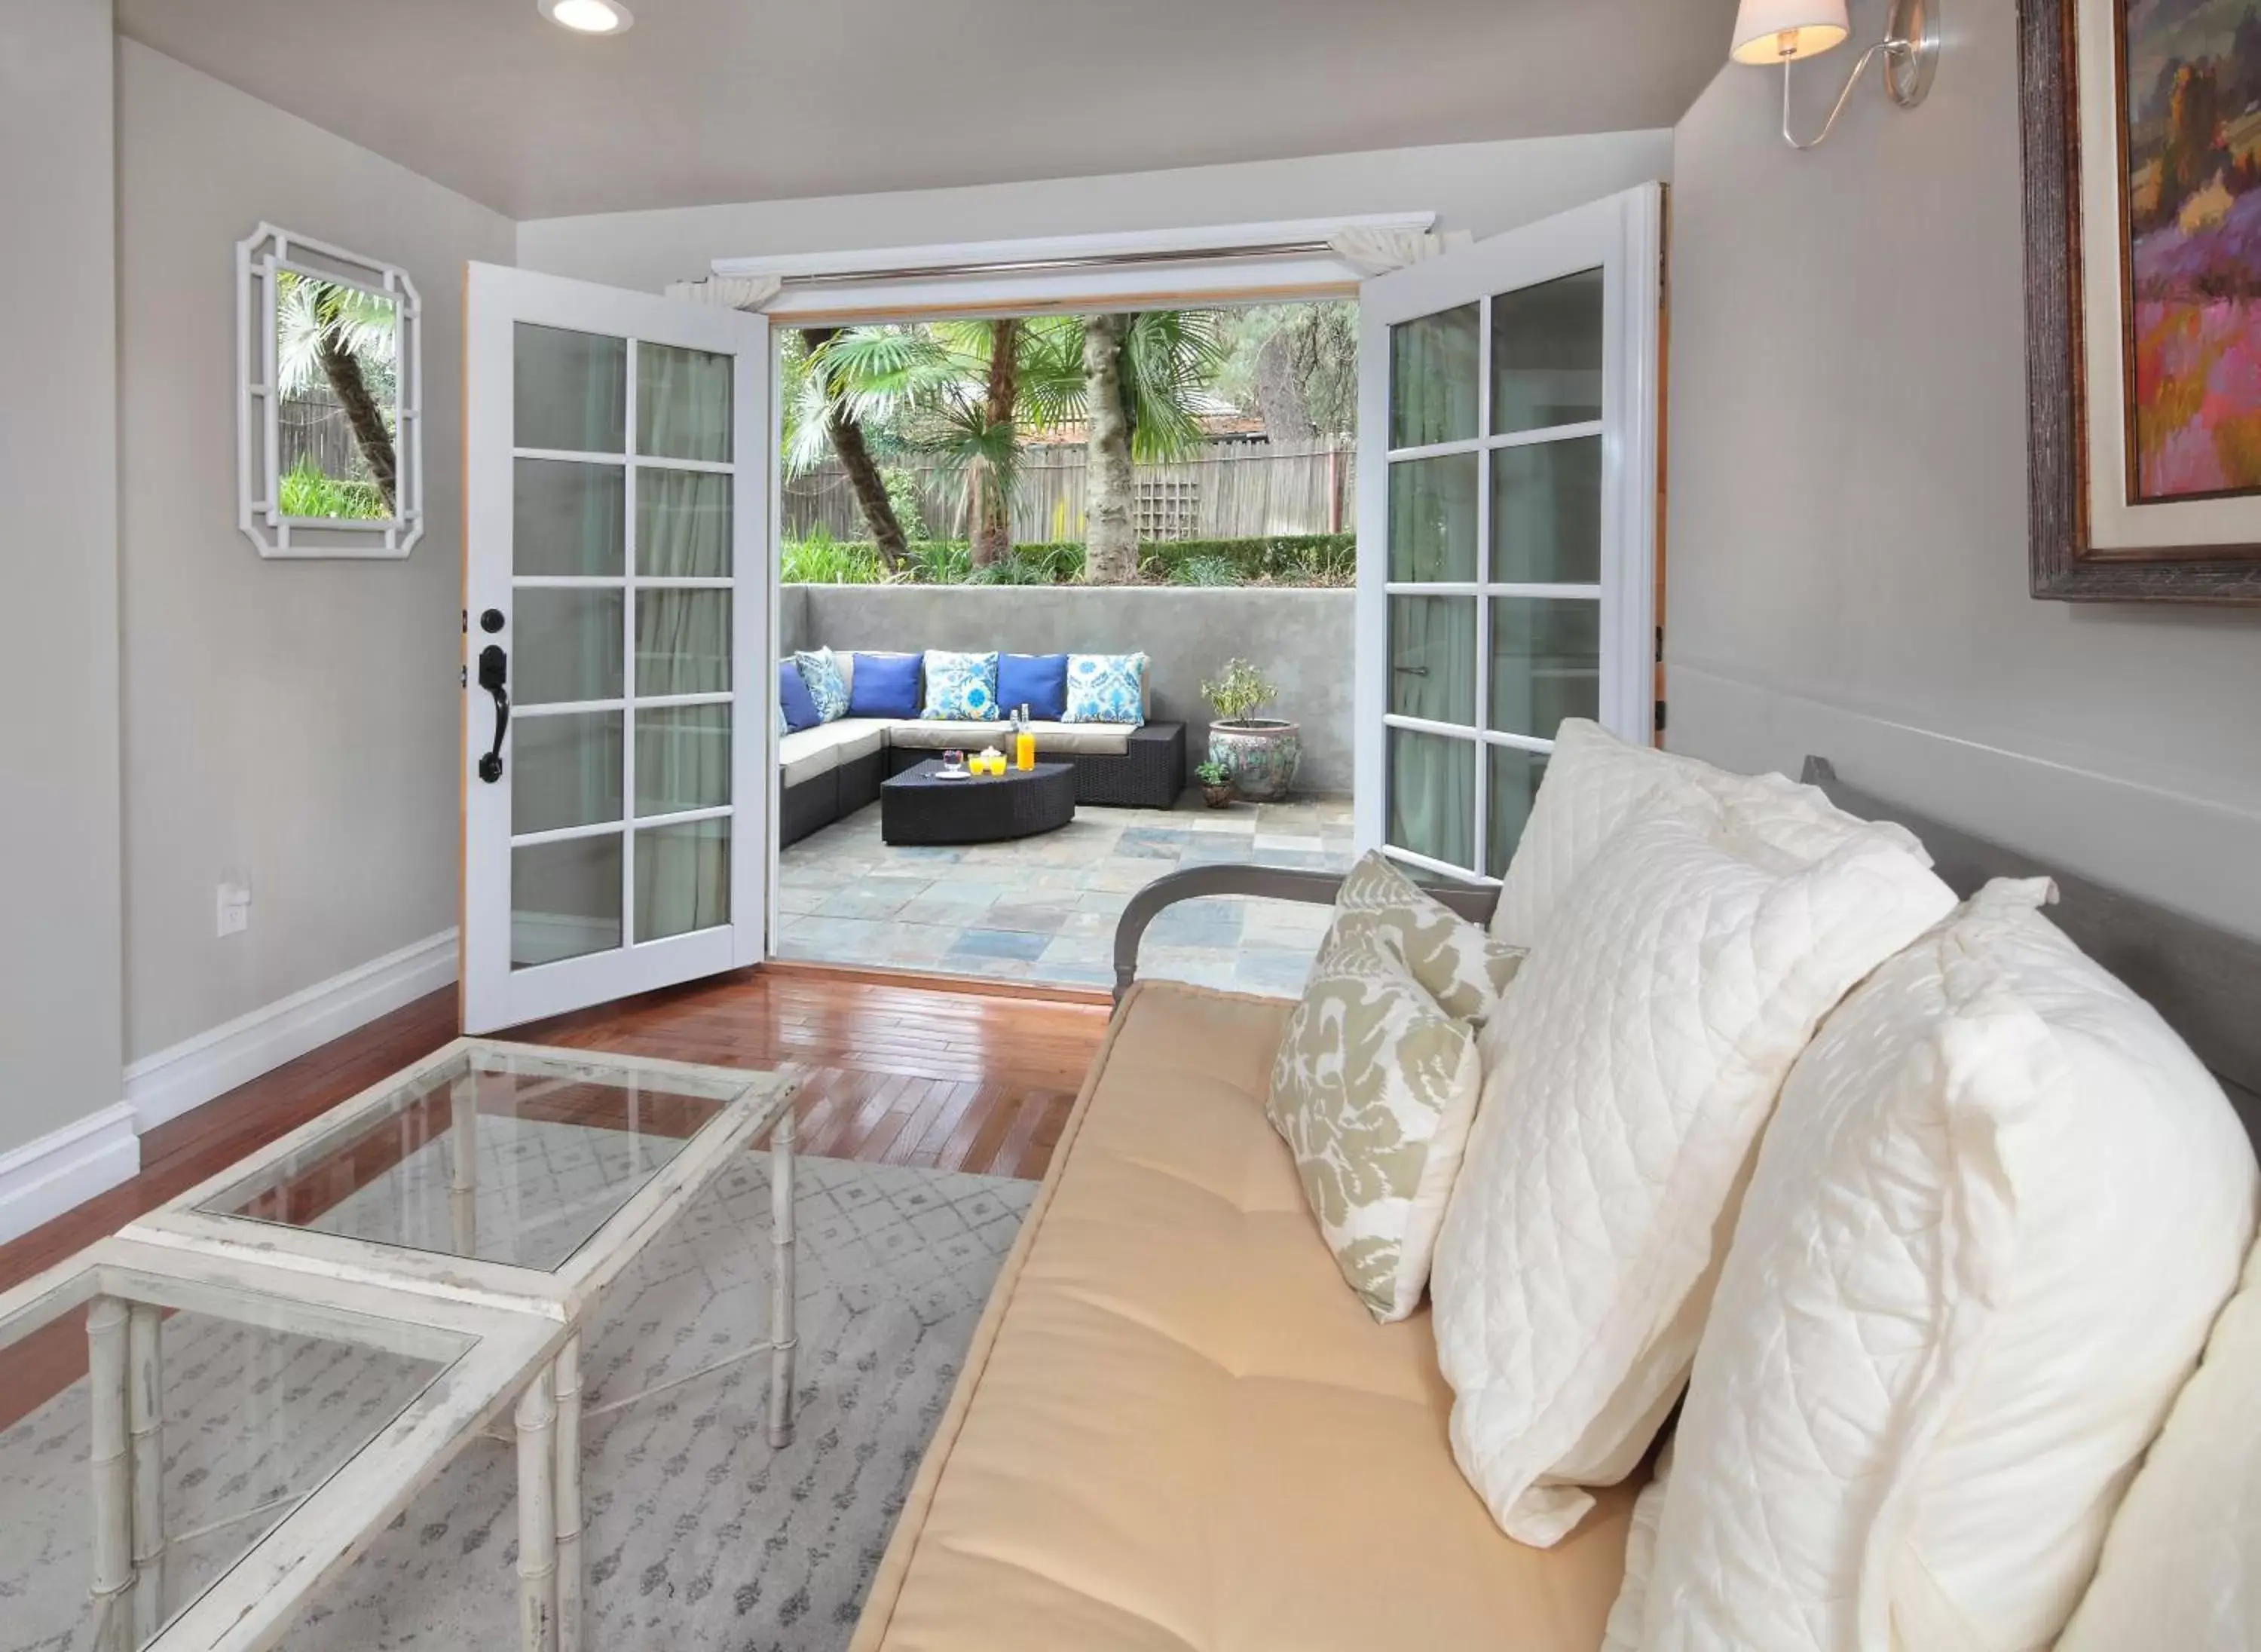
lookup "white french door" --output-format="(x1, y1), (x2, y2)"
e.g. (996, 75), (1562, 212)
(461, 265), (771, 1033)
(1354, 184), (1661, 881)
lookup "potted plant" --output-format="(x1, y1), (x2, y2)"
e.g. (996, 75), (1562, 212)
(1201, 657), (1302, 803)
(1194, 759), (1236, 809)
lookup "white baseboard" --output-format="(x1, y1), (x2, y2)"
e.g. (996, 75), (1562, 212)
(122, 928), (458, 1135)
(0, 1103), (139, 1246)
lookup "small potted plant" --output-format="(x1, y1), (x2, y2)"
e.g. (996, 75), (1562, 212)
(1201, 657), (1302, 803)
(1194, 758), (1236, 809)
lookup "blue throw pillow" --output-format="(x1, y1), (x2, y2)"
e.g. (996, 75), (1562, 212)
(848, 651), (921, 719)
(922, 650), (1001, 721)
(1063, 653), (1148, 727)
(998, 653), (1069, 722)
(777, 659), (822, 733)
(794, 647), (850, 722)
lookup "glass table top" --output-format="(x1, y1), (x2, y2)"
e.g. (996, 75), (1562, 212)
(194, 1043), (760, 1274)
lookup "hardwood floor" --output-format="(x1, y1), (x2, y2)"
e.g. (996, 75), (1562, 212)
(0, 965), (1109, 1300)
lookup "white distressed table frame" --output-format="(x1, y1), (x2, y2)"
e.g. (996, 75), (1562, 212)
(106, 1039), (801, 1652)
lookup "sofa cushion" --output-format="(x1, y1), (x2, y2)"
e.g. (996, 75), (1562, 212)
(922, 649), (1002, 721)
(1623, 879), (2259, 1652)
(1328, 850), (1524, 1023)
(1063, 652), (1149, 726)
(999, 652), (1069, 722)
(777, 658), (822, 733)
(778, 725), (840, 788)
(794, 646), (852, 722)
(1430, 785), (1957, 1546)
(849, 650), (922, 719)
(888, 718), (1134, 757)
(850, 980), (1640, 1652)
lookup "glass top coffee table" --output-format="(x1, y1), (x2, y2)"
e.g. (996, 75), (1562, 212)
(113, 1038), (800, 1652)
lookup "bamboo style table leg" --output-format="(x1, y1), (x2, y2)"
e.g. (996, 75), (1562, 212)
(87, 1296), (133, 1652)
(552, 1333), (583, 1652)
(128, 1304), (167, 1644)
(449, 1071), (480, 1257)
(768, 1109), (797, 1449)
(516, 1366), (558, 1652)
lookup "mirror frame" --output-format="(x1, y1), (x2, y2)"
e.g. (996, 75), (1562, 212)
(236, 222), (424, 558)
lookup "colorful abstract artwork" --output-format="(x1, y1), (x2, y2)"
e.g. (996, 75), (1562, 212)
(2125, 0), (2261, 499)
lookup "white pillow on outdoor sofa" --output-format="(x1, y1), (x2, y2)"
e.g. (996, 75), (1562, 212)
(1610, 880), (2259, 1652)
(1430, 780), (1956, 1546)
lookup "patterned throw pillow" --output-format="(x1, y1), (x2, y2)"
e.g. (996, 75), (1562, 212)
(794, 647), (850, 723)
(1267, 922), (1501, 1323)
(1329, 851), (1523, 1024)
(920, 650), (1001, 720)
(1062, 653), (1148, 726)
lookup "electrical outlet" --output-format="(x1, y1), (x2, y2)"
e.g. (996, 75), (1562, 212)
(217, 882), (252, 938)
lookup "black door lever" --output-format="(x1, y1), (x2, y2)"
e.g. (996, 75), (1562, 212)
(476, 644), (509, 783)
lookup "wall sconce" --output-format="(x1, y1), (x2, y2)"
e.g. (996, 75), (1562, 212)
(1732, 0), (1940, 149)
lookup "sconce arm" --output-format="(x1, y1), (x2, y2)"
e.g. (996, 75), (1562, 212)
(1781, 38), (1902, 150)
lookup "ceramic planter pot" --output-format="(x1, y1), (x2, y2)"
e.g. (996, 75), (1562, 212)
(1200, 782), (1236, 809)
(1208, 720), (1301, 803)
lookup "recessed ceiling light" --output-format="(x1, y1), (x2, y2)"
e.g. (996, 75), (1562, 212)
(540, 0), (633, 35)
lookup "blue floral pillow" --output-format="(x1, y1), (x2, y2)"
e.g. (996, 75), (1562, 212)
(794, 647), (851, 723)
(921, 650), (1001, 720)
(1063, 653), (1148, 727)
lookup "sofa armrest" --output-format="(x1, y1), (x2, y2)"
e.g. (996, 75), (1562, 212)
(1111, 863), (1498, 1002)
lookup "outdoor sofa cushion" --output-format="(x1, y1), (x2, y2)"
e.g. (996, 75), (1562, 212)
(922, 650), (1002, 720)
(849, 979), (1639, 1652)
(794, 647), (852, 721)
(1062, 652), (1149, 726)
(777, 659), (823, 733)
(886, 718), (1136, 757)
(849, 651), (922, 718)
(998, 652), (1069, 721)
(779, 717), (891, 787)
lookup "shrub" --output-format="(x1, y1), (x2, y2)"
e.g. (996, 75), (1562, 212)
(773, 534), (1354, 587)
(1202, 658), (1280, 724)
(965, 555), (1054, 585)
(280, 456), (387, 520)
(781, 527), (888, 584)
(1166, 555), (1238, 587)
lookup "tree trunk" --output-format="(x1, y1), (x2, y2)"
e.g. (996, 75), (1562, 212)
(315, 330), (398, 512)
(968, 317), (1020, 567)
(1082, 313), (1138, 586)
(1250, 327), (1317, 441)
(801, 326), (908, 571)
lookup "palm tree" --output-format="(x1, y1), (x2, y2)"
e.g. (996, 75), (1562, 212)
(1072, 311), (1226, 583)
(276, 270), (399, 511)
(780, 328), (910, 571)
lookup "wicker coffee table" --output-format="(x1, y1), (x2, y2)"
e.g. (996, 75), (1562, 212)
(881, 759), (1076, 846)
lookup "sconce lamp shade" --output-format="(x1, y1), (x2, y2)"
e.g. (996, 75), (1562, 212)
(1730, 0), (1850, 63)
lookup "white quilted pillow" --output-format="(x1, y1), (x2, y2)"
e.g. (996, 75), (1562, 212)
(1431, 786), (1956, 1546)
(2059, 1233), (2261, 1652)
(1617, 880), (2259, 1651)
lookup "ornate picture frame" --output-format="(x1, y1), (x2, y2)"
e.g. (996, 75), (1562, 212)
(2020, 0), (2261, 603)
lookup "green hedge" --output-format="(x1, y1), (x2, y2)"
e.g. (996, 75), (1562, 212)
(781, 533), (1354, 587)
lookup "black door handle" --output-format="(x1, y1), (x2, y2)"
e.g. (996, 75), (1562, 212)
(476, 643), (509, 783)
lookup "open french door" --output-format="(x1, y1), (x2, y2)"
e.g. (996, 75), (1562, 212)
(460, 265), (771, 1033)
(1354, 183), (1662, 880)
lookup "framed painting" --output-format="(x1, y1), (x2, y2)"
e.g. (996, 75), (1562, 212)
(2021, 0), (2261, 601)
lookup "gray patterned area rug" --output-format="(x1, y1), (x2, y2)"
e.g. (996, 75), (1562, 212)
(0, 1153), (1033, 1652)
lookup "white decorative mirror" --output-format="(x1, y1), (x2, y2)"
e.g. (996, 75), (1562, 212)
(237, 223), (423, 557)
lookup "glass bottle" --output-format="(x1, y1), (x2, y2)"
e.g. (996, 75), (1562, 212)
(1014, 704), (1036, 771)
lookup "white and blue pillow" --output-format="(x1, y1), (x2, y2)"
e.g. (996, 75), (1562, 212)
(794, 647), (851, 723)
(921, 650), (1001, 720)
(1063, 653), (1148, 726)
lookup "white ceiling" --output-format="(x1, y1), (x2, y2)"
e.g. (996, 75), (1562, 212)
(116, 0), (1735, 221)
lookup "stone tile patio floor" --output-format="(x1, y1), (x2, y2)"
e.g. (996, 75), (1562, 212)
(776, 792), (1357, 996)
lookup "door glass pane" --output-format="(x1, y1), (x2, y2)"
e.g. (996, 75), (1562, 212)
(1492, 268), (1604, 435)
(636, 469), (733, 577)
(636, 705), (731, 816)
(635, 589), (730, 696)
(1388, 595), (1476, 725)
(1388, 453), (1478, 582)
(1490, 436), (1601, 584)
(512, 711), (623, 834)
(514, 459), (624, 577)
(515, 323), (625, 454)
(516, 588), (623, 705)
(635, 818), (730, 942)
(637, 342), (733, 462)
(1386, 727), (1475, 869)
(1485, 745), (1551, 879)
(1488, 597), (1601, 739)
(512, 834), (622, 967)
(1389, 304), (1479, 448)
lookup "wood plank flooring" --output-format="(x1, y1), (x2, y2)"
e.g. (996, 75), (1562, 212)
(0, 965), (1109, 1300)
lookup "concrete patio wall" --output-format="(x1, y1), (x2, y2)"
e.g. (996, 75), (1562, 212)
(784, 585), (1355, 795)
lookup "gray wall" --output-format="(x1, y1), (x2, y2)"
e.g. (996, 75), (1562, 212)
(0, 0), (123, 1155)
(1666, 0), (2261, 940)
(788, 586), (1355, 794)
(115, 42), (516, 1060)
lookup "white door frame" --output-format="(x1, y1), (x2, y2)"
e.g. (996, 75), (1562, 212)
(462, 264), (771, 1033)
(1352, 183), (1663, 881)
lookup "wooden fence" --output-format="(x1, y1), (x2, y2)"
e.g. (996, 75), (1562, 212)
(278, 393), (367, 480)
(782, 436), (1357, 544)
